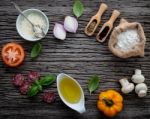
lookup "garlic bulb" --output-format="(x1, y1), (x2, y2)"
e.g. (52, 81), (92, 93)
(53, 23), (66, 40)
(64, 16), (78, 33)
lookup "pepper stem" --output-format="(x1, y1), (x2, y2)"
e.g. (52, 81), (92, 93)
(102, 97), (114, 107)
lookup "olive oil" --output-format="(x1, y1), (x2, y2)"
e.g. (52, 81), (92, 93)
(59, 77), (81, 104)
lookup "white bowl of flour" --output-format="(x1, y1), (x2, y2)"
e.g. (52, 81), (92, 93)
(16, 9), (49, 41)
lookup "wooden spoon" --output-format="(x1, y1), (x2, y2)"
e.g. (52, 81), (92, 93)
(84, 3), (108, 36)
(96, 10), (120, 43)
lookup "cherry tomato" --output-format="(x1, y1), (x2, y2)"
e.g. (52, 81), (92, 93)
(2, 42), (25, 67)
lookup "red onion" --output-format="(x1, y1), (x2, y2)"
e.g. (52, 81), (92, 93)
(53, 23), (66, 40)
(64, 16), (78, 33)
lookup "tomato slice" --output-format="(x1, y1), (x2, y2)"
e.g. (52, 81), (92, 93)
(2, 43), (25, 67)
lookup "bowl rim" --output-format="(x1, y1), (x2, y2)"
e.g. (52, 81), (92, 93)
(16, 8), (49, 42)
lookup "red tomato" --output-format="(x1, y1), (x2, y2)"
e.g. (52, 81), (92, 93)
(2, 42), (25, 67)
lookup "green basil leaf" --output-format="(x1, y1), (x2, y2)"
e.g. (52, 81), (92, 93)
(88, 75), (100, 95)
(39, 74), (56, 86)
(73, 0), (84, 18)
(31, 42), (42, 59)
(27, 84), (39, 97)
(34, 80), (42, 91)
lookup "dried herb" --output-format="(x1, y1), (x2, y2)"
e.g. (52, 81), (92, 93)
(88, 75), (100, 94)
(73, 0), (84, 18)
(31, 42), (42, 59)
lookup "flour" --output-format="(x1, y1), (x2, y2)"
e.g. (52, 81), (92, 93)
(116, 29), (140, 51)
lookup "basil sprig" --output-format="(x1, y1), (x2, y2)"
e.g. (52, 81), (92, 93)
(27, 74), (56, 97)
(39, 74), (56, 86)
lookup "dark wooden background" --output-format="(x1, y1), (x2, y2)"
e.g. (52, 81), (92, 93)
(0, 0), (150, 119)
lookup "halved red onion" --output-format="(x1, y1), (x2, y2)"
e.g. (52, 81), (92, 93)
(64, 16), (78, 33)
(53, 23), (66, 40)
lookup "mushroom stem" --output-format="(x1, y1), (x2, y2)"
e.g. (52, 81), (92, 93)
(119, 78), (134, 94)
(119, 78), (129, 87)
(138, 90), (147, 97)
(135, 83), (148, 97)
(132, 69), (145, 84)
(135, 69), (142, 75)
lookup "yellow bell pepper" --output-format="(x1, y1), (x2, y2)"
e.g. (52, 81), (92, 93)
(97, 89), (123, 117)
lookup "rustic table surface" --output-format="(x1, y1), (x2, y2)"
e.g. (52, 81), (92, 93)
(0, 0), (150, 119)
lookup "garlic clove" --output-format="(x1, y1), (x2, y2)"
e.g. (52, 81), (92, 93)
(64, 16), (78, 33)
(53, 23), (66, 40)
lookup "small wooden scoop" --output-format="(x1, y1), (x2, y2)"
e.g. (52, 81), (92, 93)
(84, 3), (108, 36)
(96, 10), (120, 43)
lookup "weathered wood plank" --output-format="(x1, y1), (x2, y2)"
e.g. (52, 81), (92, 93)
(0, 0), (150, 119)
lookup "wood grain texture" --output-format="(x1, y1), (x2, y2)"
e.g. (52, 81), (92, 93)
(0, 0), (150, 119)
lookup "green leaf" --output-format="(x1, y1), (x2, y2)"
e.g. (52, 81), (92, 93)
(88, 75), (100, 95)
(31, 42), (42, 59)
(39, 74), (56, 86)
(73, 0), (84, 18)
(27, 84), (39, 97)
(34, 80), (42, 91)
(27, 74), (56, 97)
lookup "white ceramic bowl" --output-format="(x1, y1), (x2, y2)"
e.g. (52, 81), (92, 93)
(57, 73), (86, 114)
(16, 9), (49, 41)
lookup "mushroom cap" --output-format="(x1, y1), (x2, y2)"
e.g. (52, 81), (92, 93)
(135, 83), (148, 97)
(131, 74), (145, 84)
(121, 83), (134, 94)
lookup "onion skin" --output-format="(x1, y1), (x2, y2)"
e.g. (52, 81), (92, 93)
(64, 16), (78, 33)
(53, 23), (66, 40)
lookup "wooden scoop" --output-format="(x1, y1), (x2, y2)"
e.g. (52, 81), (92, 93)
(84, 3), (108, 36)
(96, 10), (120, 43)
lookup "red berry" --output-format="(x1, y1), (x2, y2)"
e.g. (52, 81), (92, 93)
(43, 91), (56, 104)
(12, 74), (25, 87)
(28, 71), (40, 83)
(19, 81), (31, 95)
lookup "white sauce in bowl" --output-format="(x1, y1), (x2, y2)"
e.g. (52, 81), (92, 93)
(20, 13), (46, 38)
(16, 9), (49, 41)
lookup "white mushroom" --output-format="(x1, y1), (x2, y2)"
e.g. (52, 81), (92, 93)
(119, 78), (135, 94)
(135, 83), (148, 97)
(131, 69), (145, 84)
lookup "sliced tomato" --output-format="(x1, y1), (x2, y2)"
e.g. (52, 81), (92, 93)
(2, 42), (25, 67)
